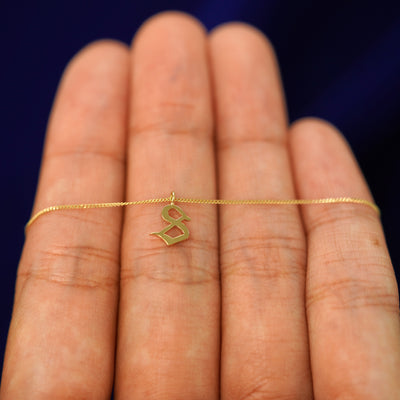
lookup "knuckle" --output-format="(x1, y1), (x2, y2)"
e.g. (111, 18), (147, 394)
(61, 210), (120, 234)
(130, 113), (206, 139)
(306, 275), (399, 313)
(44, 148), (125, 167)
(18, 243), (119, 292)
(221, 235), (306, 281)
(121, 247), (218, 287)
(240, 394), (302, 400)
(218, 125), (286, 153)
(320, 384), (373, 400)
(33, 382), (99, 400)
(231, 377), (304, 400)
(307, 206), (376, 237)
(30, 209), (123, 240)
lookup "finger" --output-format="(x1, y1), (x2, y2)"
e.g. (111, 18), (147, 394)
(0, 42), (129, 399)
(210, 24), (313, 399)
(115, 13), (219, 399)
(289, 118), (400, 399)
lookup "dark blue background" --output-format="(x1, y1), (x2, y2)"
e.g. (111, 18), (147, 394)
(1, 0), (400, 380)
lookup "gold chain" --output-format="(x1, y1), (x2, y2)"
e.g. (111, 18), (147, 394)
(26, 192), (380, 230)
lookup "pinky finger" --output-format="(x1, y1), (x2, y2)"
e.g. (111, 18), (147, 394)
(289, 118), (400, 399)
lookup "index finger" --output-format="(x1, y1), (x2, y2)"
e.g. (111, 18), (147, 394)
(1, 42), (129, 398)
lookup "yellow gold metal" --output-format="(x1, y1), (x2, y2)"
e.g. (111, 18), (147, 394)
(25, 197), (171, 229)
(151, 204), (191, 246)
(26, 192), (380, 243)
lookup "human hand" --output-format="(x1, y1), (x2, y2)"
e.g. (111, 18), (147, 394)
(1, 12), (399, 399)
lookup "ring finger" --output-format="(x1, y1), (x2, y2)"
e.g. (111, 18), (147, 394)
(210, 24), (313, 399)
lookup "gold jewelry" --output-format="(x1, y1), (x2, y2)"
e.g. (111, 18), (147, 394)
(26, 192), (380, 246)
(149, 191), (191, 245)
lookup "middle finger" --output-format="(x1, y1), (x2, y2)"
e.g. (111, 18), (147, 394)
(115, 13), (219, 399)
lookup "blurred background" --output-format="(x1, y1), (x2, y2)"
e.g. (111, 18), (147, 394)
(1, 0), (400, 376)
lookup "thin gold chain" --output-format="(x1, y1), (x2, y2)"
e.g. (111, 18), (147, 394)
(25, 192), (380, 230)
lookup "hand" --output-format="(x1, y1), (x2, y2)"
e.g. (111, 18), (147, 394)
(1, 12), (399, 400)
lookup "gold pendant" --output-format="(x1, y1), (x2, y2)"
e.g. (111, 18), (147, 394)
(151, 203), (191, 246)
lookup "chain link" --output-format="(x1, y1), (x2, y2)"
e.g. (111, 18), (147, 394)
(26, 193), (380, 229)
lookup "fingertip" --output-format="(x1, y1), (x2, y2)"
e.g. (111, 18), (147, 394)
(289, 117), (357, 174)
(77, 39), (130, 57)
(289, 116), (373, 203)
(208, 20), (284, 123)
(44, 38), (130, 160)
(131, 11), (207, 47)
(290, 117), (347, 145)
(209, 21), (277, 59)
(65, 39), (130, 76)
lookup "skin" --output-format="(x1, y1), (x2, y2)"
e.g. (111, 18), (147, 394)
(1, 11), (399, 400)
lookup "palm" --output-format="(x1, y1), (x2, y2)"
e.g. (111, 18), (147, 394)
(1, 12), (399, 400)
